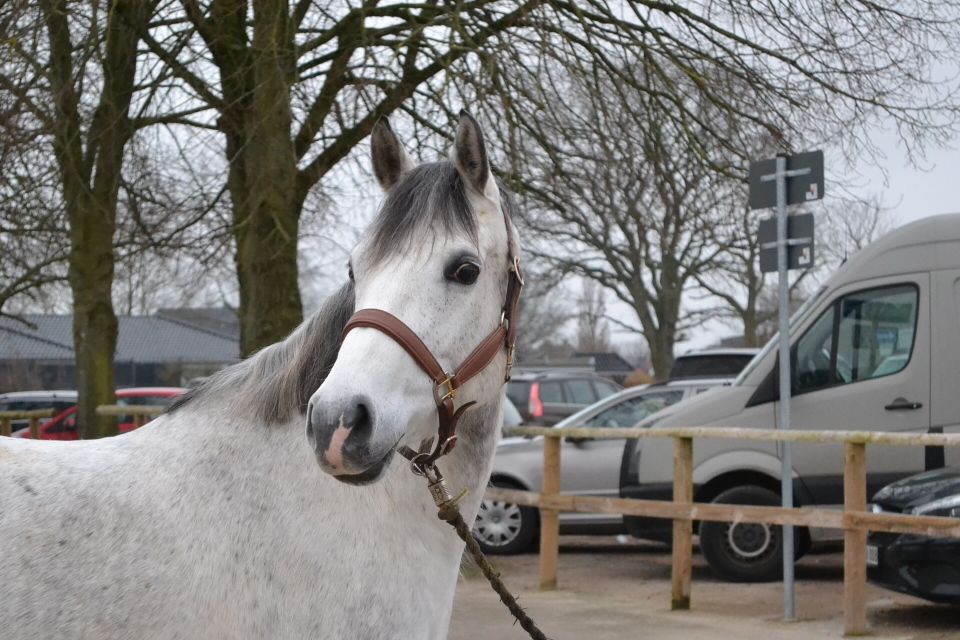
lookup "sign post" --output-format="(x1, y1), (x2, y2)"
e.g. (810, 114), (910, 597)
(749, 150), (823, 622)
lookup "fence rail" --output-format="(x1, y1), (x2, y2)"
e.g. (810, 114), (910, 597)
(0, 409), (55, 438)
(488, 425), (960, 636)
(0, 406), (167, 438)
(95, 404), (165, 428)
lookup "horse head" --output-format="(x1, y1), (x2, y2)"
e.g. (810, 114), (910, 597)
(306, 111), (521, 484)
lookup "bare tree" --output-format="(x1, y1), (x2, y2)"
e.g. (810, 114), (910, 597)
(512, 261), (575, 364)
(0, 1), (165, 436)
(698, 193), (894, 347)
(146, 1), (960, 357)
(503, 70), (731, 378)
(575, 280), (611, 353)
(3, 0), (960, 422)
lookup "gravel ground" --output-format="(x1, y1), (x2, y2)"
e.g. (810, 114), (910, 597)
(450, 536), (960, 639)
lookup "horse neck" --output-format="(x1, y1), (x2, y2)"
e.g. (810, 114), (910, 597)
(154, 392), (501, 637)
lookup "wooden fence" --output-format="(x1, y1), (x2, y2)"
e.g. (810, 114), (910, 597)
(96, 404), (166, 428)
(488, 425), (960, 636)
(0, 406), (166, 439)
(0, 409), (55, 438)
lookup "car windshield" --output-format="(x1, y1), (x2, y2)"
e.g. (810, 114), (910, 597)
(554, 387), (646, 429)
(733, 284), (827, 386)
(584, 389), (685, 428)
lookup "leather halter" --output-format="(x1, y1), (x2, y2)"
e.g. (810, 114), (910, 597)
(341, 210), (523, 467)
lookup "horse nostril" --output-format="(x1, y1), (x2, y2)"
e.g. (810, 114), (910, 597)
(344, 401), (372, 437)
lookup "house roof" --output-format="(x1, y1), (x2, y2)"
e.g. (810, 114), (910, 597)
(155, 307), (239, 340)
(0, 314), (240, 364)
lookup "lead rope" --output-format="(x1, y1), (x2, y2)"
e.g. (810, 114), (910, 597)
(411, 459), (549, 640)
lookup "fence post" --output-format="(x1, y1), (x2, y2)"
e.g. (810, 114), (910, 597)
(134, 413), (146, 429)
(843, 441), (868, 636)
(28, 416), (40, 440)
(671, 436), (694, 610)
(0, 417), (9, 437)
(539, 434), (561, 590)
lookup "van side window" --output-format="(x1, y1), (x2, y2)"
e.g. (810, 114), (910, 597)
(794, 284), (919, 393)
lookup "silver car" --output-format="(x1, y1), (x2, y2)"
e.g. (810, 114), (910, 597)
(475, 379), (731, 554)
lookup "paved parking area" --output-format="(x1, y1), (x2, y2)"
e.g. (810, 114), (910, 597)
(450, 537), (960, 639)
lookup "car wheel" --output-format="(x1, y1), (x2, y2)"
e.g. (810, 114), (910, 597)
(699, 485), (798, 582)
(473, 480), (538, 555)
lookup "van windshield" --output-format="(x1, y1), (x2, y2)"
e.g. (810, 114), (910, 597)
(733, 284), (827, 386)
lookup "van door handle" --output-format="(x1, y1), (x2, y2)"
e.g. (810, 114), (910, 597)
(884, 398), (923, 411)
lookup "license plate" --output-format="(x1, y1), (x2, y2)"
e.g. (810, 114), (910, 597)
(866, 545), (879, 567)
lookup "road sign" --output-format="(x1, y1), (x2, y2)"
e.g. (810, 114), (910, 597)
(758, 212), (815, 272)
(748, 149), (825, 624)
(748, 150), (824, 210)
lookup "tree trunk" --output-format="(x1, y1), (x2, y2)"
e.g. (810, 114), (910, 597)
(69, 200), (119, 438)
(219, 0), (302, 356)
(742, 309), (760, 348)
(648, 332), (676, 381)
(42, 0), (152, 437)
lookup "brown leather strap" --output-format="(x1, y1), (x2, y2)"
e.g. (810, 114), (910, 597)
(453, 324), (507, 386)
(343, 309), (448, 385)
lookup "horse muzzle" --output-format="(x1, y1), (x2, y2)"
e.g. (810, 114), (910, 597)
(307, 395), (396, 485)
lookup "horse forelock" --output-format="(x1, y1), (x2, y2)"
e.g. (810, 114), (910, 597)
(168, 283), (356, 424)
(366, 161), (479, 264)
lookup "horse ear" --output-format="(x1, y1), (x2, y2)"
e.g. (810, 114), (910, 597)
(371, 117), (414, 191)
(453, 110), (497, 201)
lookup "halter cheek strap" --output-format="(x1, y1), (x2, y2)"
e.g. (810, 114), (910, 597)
(340, 214), (523, 467)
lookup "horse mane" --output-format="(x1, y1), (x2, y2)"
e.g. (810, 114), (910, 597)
(168, 283), (355, 424)
(169, 160), (519, 425)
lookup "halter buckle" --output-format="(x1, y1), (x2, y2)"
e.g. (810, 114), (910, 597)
(433, 375), (458, 405)
(510, 256), (524, 286)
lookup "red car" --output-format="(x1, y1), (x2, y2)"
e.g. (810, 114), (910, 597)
(14, 387), (186, 440)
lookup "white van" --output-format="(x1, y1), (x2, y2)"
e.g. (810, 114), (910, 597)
(621, 213), (960, 582)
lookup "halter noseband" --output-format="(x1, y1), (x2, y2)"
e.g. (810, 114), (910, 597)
(340, 212), (523, 468)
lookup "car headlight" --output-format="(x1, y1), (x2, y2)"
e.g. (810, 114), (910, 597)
(911, 495), (960, 518)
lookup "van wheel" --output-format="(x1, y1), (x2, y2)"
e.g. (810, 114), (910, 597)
(700, 485), (798, 582)
(472, 479), (538, 555)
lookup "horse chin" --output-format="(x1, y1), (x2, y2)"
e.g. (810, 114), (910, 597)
(328, 447), (395, 486)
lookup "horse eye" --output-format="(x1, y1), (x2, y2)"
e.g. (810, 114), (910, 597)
(347, 263), (354, 282)
(449, 261), (480, 285)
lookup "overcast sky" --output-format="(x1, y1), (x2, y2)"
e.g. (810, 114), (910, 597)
(851, 133), (957, 224)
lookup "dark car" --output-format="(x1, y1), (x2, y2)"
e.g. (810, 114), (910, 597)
(669, 348), (759, 380)
(868, 466), (960, 604)
(506, 371), (621, 426)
